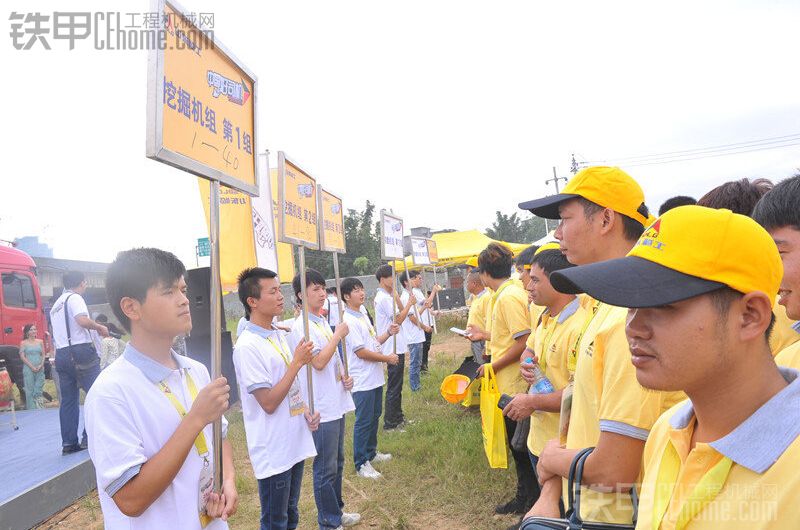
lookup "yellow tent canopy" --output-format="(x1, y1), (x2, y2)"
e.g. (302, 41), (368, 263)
(392, 230), (532, 271)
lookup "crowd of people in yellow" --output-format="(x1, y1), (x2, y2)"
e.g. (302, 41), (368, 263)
(462, 166), (800, 529)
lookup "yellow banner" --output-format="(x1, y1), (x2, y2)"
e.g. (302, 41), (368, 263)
(279, 155), (319, 248)
(320, 188), (346, 252)
(161, 3), (255, 188)
(198, 180), (256, 291)
(270, 169), (297, 283)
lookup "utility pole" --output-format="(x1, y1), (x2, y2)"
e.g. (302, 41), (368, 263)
(570, 153), (580, 174)
(543, 167), (568, 233)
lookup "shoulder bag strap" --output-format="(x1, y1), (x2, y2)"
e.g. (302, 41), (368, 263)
(63, 293), (75, 347)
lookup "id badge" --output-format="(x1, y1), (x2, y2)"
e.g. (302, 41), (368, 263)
(288, 378), (306, 417)
(198, 457), (213, 527)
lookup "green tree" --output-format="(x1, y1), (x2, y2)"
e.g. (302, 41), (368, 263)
(485, 211), (549, 244)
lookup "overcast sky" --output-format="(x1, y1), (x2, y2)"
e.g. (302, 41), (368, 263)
(2, 0), (799, 267)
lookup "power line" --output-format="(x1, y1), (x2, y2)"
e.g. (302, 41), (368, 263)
(622, 140), (800, 168)
(583, 132), (800, 165)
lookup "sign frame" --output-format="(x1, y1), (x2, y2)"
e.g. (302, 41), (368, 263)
(426, 238), (439, 264)
(276, 151), (320, 250)
(146, 0), (260, 196)
(317, 185), (347, 254)
(380, 211), (404, 261)
(409, 236), (430, 266)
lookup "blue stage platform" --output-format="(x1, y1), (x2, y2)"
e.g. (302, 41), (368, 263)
(0, 408), (96, 530)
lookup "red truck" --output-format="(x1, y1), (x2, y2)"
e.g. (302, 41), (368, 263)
(0, 243), (49, 407)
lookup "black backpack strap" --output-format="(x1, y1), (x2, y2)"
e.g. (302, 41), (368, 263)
(63, 293), (75, 347)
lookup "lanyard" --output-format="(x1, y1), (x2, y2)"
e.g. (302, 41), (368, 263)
(537, 315), (559, 373)
(569, 300), (602, 372)
(158, 370), (208, 457)
(363, 314), (377, 337)
(312, 320), (334, 341)
(266, 335), (292, 366)
(652, 441), (734, 530)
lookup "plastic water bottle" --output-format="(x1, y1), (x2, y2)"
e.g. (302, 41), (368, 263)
(525, 357), (555, 394)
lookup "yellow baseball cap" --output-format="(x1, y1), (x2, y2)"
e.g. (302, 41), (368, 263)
(466, 256), (479, 268)
(518, 166), (650, 226)
(549, 205), (782, 308)
(534, 242), (561, 256)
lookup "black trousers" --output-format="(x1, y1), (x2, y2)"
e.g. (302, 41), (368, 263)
(384, 353), (406, 428)
(504, 416), (540, 507)
(422, 331), (432, 370)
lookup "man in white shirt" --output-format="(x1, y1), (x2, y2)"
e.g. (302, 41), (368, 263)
(340, 277), (400, 479)
(85, 248), (236, 529)
(398, 271), (441, 391)
(50, 270), (109, 454)
(323, 288), (341, 330)
(373, 265), (416, 431)
(287, 269), (361, 529)
(233, 267), (320, 530)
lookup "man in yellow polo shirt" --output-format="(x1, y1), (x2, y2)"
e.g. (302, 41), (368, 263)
(502, 244), (588, 516)
(475, 242), (537, 515)
(753, 175), (800, 368)
(550, 205), (798, 529)
(464, 270), (491, 362)
(519, 166), (685, 523)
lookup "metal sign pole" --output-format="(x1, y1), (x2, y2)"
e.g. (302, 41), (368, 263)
(391, 262), (397, 355)
(332, 251), (348, 376)
(432, 264), (440, 333)
(298, 245), (315, 414)
(209, 180), (224, 491)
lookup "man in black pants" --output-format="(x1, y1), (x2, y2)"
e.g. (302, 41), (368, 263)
(373, 265), (416, 430)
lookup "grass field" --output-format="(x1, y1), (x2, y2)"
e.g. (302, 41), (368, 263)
(39, 319), (522, 530)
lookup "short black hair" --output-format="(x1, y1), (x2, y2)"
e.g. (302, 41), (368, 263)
(752, 175), (800, 231)
(515, 245), (539, 269)
(698, 178), (773, 217)
(708, 287), (775, 343)
(375, 264), (393, 281)
(340, 277), (364, 303)
(63, 271), (85, 290)
(292, 268), (326, 303)
(577, 197), (646, 241)
(530, 249), (575, 276)
(399, 270), (420, 287)
(106, 248), (187, 332)
(237, 267), (278, 319)
(658, 195), (696, 216)
(478, 243), (513, 280)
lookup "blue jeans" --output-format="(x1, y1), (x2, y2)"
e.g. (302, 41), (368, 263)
(408, 342), (423, 391)
(352, 386), (383, 470)
(312, 416), (346, 529)
(55, 343), (100, 447)
(257, 460), (305, 530)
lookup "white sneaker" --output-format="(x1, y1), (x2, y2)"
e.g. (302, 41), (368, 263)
(371, 452), (392, 464)
(356, 461), (382, 479)
(341, 512), (361, 527)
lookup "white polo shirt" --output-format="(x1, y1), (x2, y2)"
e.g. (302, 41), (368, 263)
(50, 290), (92, 348)
(287, 313), (355, 423)
(84, 345), (229, 530)
(232, 323), (317, 479)
(324, 296), (341, 327)
(413, 287), (435, 328)
(374, 288), (408, 354)
(343, 307), (385, 393)
(400, 289), (425, 344)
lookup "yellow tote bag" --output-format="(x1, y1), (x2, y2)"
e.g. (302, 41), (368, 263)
(479, 365), (508, 468)
(461, 377), (481, 408)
